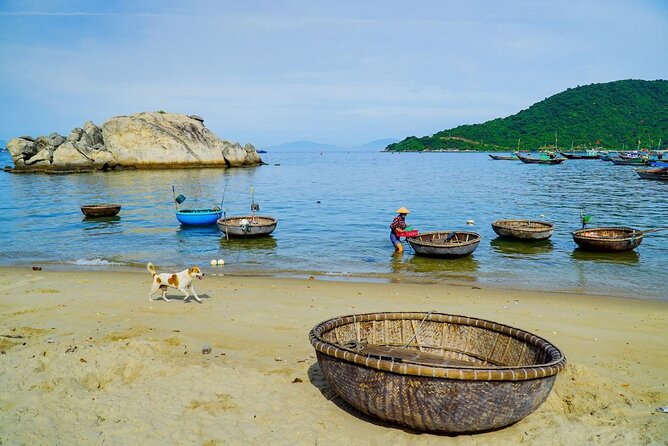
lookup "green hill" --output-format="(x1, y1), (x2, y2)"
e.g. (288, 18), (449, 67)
(387, 79), (668, 152)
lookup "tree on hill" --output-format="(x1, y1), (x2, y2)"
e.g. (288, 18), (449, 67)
(387, 79), (668, 152)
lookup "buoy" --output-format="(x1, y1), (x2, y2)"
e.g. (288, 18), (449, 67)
(210, 259), (217, 266)
(466, 219), (475, 225)
(217, 259), (225, 266)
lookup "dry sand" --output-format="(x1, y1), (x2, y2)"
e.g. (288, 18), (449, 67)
(0, 267), (666, 445)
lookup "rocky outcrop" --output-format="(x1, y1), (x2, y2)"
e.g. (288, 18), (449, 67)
(5, 112), (262, 173)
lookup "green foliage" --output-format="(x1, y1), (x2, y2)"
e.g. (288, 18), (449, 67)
(387, 80), (668, 151)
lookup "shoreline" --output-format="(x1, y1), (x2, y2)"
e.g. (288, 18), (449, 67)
(1, 267), (666, 444)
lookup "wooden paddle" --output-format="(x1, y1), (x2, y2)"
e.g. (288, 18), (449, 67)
(642, 227), (668, 234)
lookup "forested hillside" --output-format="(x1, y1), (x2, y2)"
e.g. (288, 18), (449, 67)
(387, 80), (668, 151)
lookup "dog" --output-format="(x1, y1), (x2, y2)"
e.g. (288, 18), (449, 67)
(147, 262), (204, 303)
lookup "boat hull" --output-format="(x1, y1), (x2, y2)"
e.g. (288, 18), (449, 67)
(407, 231), (481, 257)
(217, 215), (278, 237)
(488, 154), (518, 160)
(571, 226), (643, 252)
(81, 204), (121, 218)
(491, 220), (554, 241)
(516, 154), (565, 164)
(176, 209), (222, 226)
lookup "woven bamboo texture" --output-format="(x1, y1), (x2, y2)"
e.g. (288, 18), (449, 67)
(309, 311), (566, 433)
(407, 231), (482, 257)
(491, 220), (554, 240)
(571, 226), (643, 252)
(80, 204), (121, 217)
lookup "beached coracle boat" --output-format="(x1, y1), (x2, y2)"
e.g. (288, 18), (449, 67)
(309, 311), (566, 433)
(488, 154), (519, 160)
(217, 215), (277, 237)
(175, 208), (222, 226)
(491, 219), (554, 241)
(406, 231), (481, 257)
(571, 227), (644, 252)
(516, 153), (565, 164)
(80, 204), (121, 218)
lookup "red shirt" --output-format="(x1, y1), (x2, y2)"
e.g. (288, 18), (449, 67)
(390, 215), (406, 232)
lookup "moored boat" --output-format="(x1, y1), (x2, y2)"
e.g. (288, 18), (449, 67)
(516, 153), (566, 164)
(559, 150), (599, 159)
(217, 215), (277, 237)
(81, 204), (121, 218)
(491, 219), (554, 241)
(571, 226), (643, 252)
(176, 208), (222, 226)
(407, 231), (481, 257)
(636, 166), (668, 181)
(488, 153), (519, 160)
(610, 156), (647, 165)
(309, 311), (566, 433)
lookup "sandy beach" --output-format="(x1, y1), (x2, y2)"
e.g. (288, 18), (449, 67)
(0, 266), (666, 445)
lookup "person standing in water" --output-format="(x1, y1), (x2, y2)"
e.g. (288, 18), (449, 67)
(390, 207), (410, 253)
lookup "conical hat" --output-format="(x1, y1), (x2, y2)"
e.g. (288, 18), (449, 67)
(396, 207), (410, 214)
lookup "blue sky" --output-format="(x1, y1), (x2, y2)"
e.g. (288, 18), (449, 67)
(1, 0), (667, 148)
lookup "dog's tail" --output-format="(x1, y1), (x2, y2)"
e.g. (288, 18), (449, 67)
(147, 262), (157, 276)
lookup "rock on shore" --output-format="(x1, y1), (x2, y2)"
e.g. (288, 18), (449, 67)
(6, 112), (262, 173)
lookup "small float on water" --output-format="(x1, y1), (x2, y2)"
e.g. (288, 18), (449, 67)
(80, 204), (121, 218)
(407, 231), (481, 257)
(309, 311), (566, 433)
(172, 186), (222, 226)
(491, 219), (554, 241)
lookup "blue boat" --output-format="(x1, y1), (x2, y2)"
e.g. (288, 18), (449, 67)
(176, 208), (222, 226)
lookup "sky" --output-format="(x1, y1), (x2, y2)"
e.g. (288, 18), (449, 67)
(1, 0), (667, 148)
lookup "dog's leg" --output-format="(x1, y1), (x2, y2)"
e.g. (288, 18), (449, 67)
(179, 287), (192, 302)
(188, 285), (202, 303)
(148, 282), (160, 301)
(161, 287), (170, 302)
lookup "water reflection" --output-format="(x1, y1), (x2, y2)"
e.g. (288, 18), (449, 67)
(490, 238), (554, 257)
(389, 252), (480, 282)
(81, 216), (123, 236)
(219, 236), (278, 251)
(570, 248), (640, 264)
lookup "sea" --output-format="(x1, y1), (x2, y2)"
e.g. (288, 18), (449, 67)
(1, 149), (666, 301)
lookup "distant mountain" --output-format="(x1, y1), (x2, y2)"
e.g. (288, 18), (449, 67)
(262, 140), (342, 151)
(352, 138), (399, 151)
(387, 79), (668, 151)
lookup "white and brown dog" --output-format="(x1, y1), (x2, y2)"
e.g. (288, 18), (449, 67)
(147, 262), (204, 303)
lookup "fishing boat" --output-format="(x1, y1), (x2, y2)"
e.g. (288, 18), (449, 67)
(559, 150), (599, 159)
(610, 156), (647, 166)
(571, 227), (643, 252)
(172, 186), (222, 226)
(81, 204), (121, 218)
(598, 151), (618, 161)
(488, 153), (519, 160)
(491, 219), (554, 241)
(636, 166), (668, 181)
(175, 208), (222, 226)
(407, 231), (481, 257)
(516, 153), (566, 164)
(217, 215), (278, 237)
(309, 311), (566, 433)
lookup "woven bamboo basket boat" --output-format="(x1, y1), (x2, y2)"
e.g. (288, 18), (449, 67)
(216, 215), (277, 237)
(80, 204), (121, 218)
(406, 231), (481, 257)
(310, 311), (566, 433)
(491, 220), (554, 241)
(571, 226), (643, 252)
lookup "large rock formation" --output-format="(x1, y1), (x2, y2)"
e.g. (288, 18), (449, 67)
(5, 112), (262, 173)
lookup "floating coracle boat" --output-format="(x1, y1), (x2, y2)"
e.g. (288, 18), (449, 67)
(407, 231), (481, 257)
(571, 226), (644, 252)
(491, 219), (554, 241)
(175, 208), (222, 226)
(488, 153), (519, 160)
(80, 204), (121, 218)
(636, 167), (668, 181)
(217, 215), (278, 237)
(516, 153), (565, 164)
(172, 186), (222, 226)
(309, 311), (566, 433)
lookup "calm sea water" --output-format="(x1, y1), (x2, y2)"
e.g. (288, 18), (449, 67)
(1, 149), (666, 300)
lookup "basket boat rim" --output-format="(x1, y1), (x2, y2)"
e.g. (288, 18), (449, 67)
(81, 204), (121, 209)
(491, 220), (554, 232)
(406, 231), (482, 248)
(217, 215), (278, 225)
(572, 226), (644, 241)
(309, 311), (566, 381)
